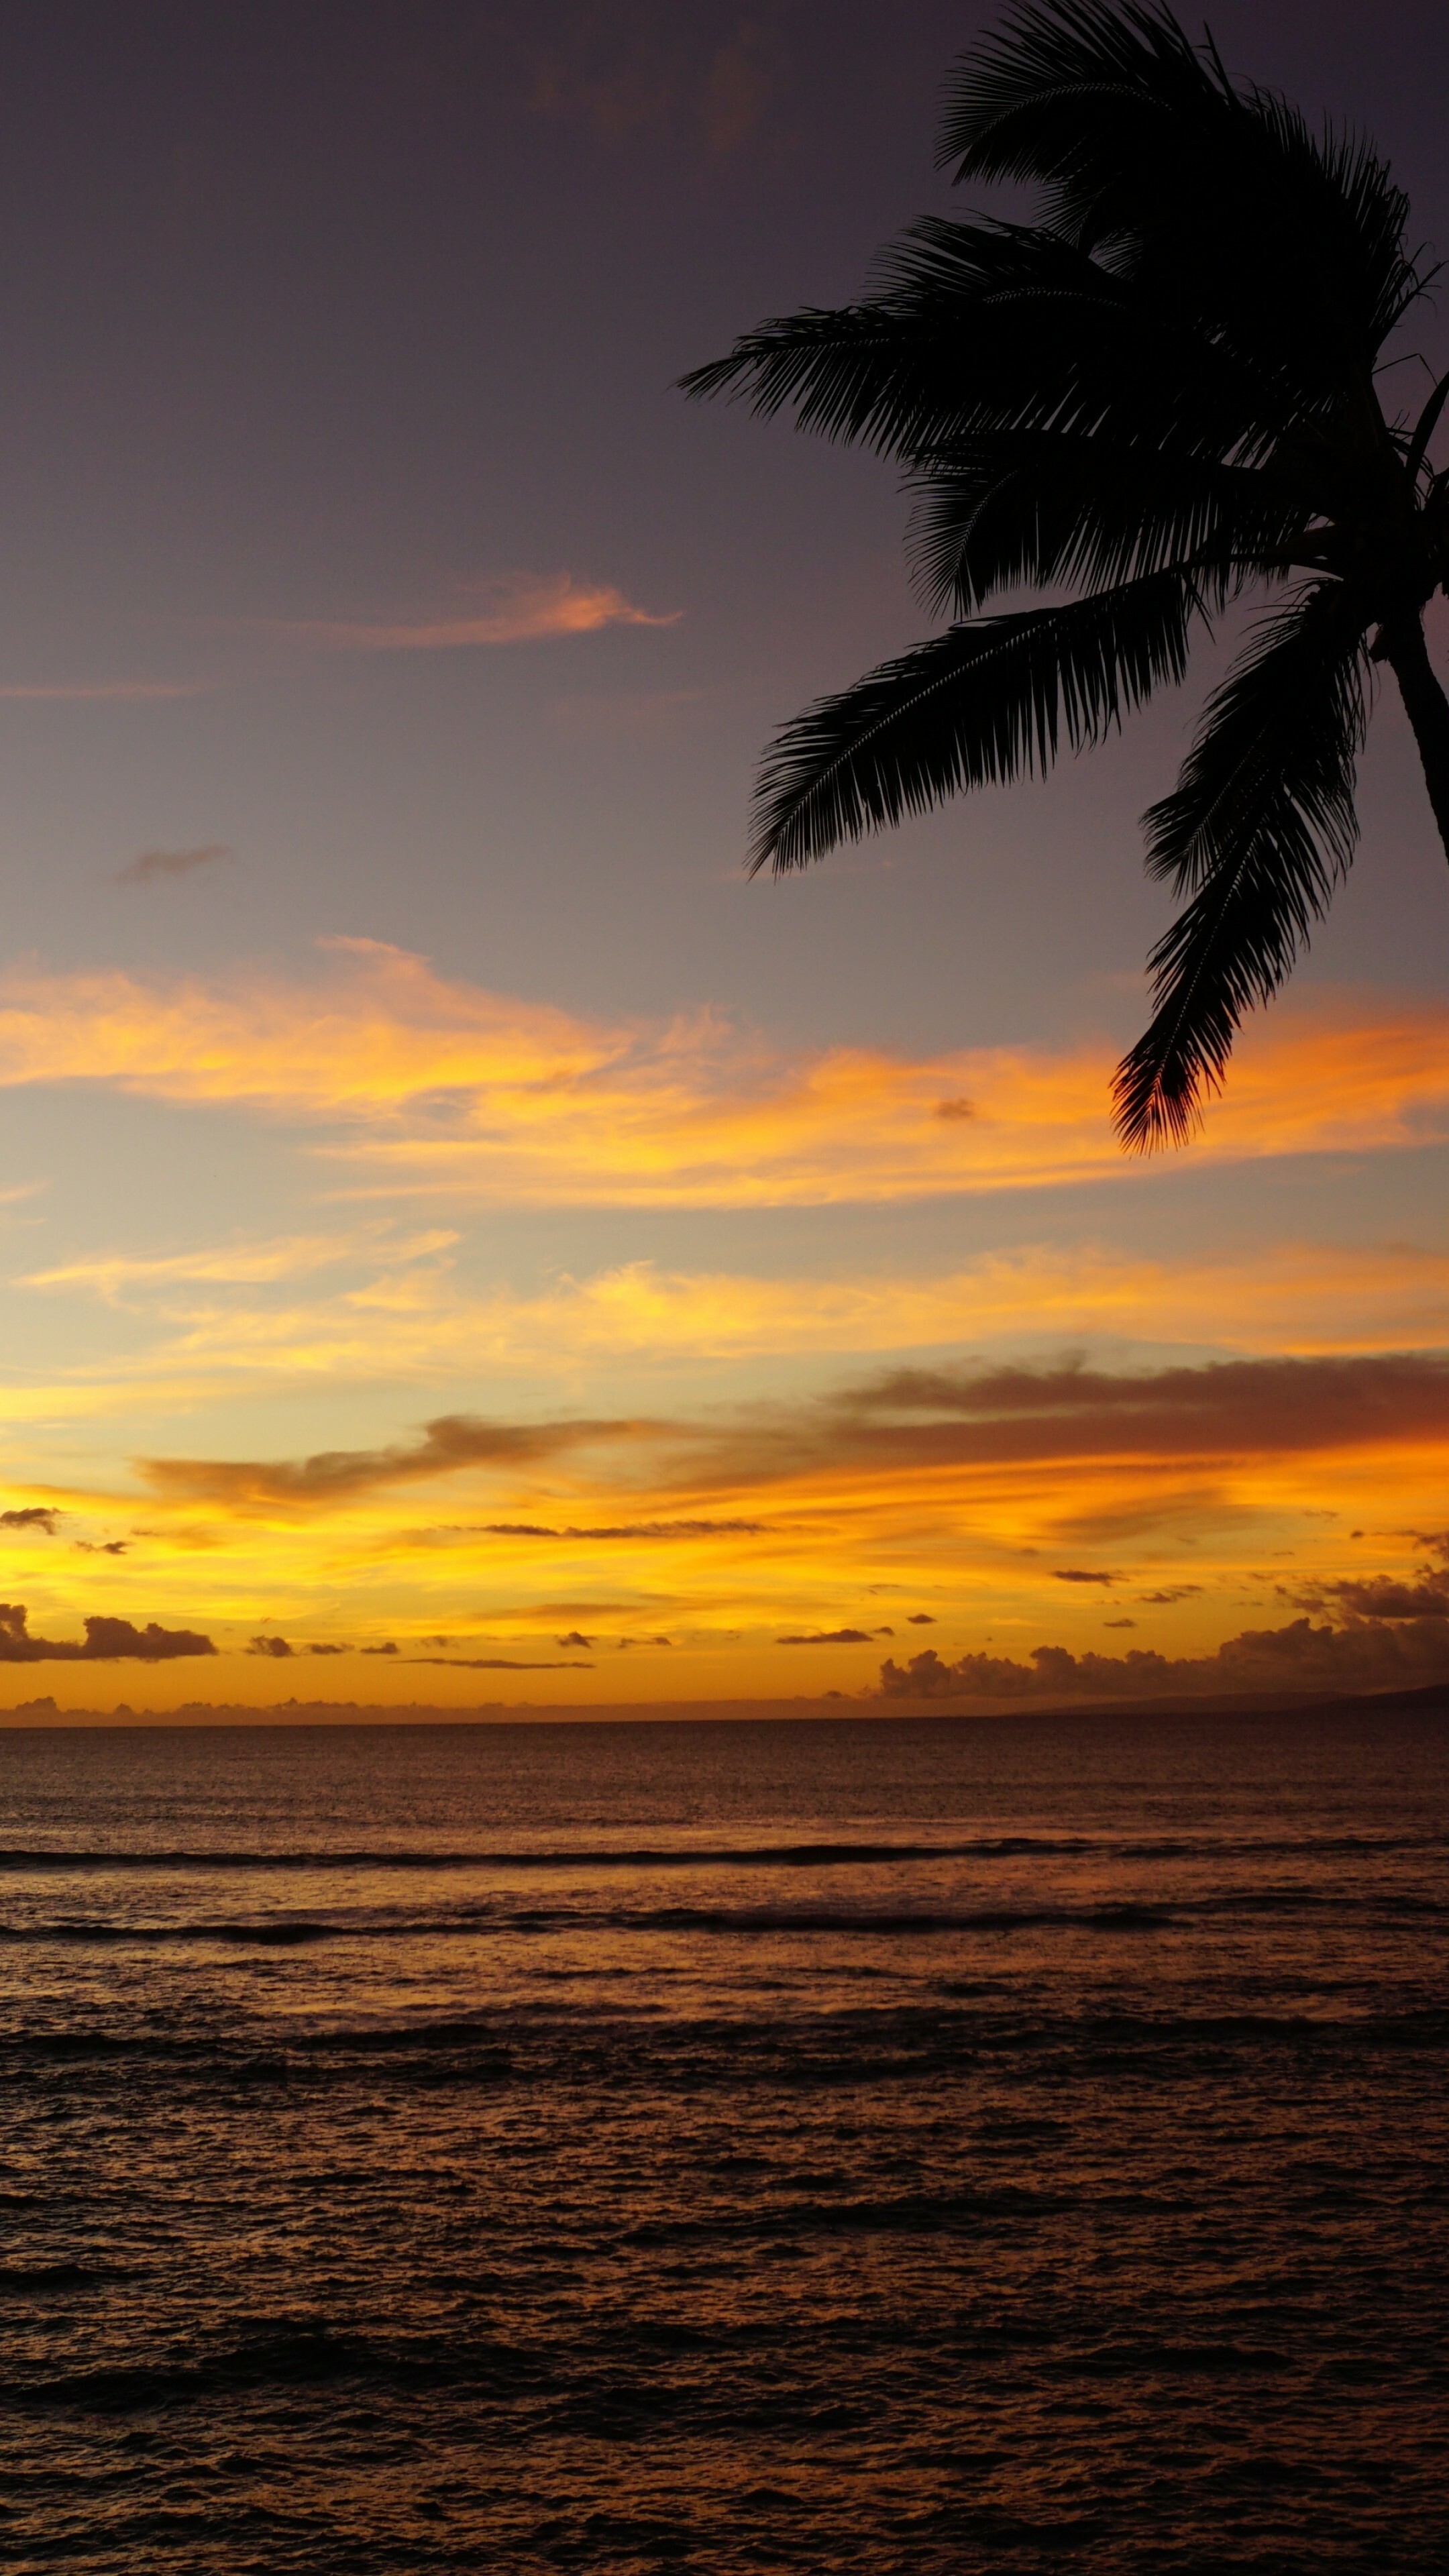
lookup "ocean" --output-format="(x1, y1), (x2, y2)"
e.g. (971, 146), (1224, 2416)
(1, 1708), (1446, 2572)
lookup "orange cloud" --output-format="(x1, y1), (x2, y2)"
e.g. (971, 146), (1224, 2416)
(0, 945), (1445, 1208)
(19, 1237), (1449, 1406)
(274, 574), (679, 651)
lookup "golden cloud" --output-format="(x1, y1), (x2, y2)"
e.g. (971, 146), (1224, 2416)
(326, 1240), (1449, 1369)
(1, 945), (1447, 1208)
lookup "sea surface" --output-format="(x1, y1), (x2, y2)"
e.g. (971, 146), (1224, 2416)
(1, 1709), (1446, 2573)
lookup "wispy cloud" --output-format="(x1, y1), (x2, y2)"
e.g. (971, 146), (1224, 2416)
(115, 844), (231, 888)
(1, 945), (1447, 1210)
(274, 574), (679, 653)
(22, 1226), (455, 1303)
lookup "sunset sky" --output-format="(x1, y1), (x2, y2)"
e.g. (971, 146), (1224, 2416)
(3, 0), (1449, 1714)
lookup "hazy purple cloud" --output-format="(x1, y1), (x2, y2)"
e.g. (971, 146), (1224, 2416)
(116, 843), (231, 887)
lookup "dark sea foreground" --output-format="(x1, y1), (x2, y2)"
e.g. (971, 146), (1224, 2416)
(1, 1711), (1446, 2575)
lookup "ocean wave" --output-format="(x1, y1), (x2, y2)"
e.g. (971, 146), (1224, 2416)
(5, 2005), (1445, 2081)
(3, 2321), (541, 2412)
(2, 1888), (1444, 1945)
(0, 1837), (1092, 1872)
(3, 1828), (1440, 1873)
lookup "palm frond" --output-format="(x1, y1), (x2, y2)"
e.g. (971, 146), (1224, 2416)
(939, 1), (1423, 394)
(751, 570), (1201, 875)
(680, 217), (1271, 466)
(904, 434), (1307, 613)
(1112, 581), (1371, 1146)
(939, 0), (1224, 223)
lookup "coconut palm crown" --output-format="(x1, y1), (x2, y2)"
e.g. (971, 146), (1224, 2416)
(682, 0), (1449, 1146)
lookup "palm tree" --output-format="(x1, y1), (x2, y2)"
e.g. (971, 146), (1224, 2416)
(682, 0), (1449, 1146)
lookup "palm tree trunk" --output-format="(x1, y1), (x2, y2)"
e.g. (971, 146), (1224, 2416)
(1379, 612), (1449, 863)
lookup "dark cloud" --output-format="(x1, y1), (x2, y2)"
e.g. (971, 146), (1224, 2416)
(556, 1630), (594, 1648)
(476, 1519), (769, 1540)
(934, 1097), (975, 1122)
(1053, 1567), (1117, 1585)
(876, 1614), (1449, 1705)
(1325, 1576), (1449, 1619)
(362, 1642), (398, 1656)
(818, 1355), (1449, 1470)
(133, 1354), (1449, 1526)
(139, 1412), (663, 1510)
(0, 1603), (215, 1662)
(1046, 1488), (1238, 1546)
(0, 1507), (60, 1534)
(690, 1355), (1449, 1498)
(75, 1539), (127, 1555)
(521, 1599), (663, 1622)
(1138, 1586), (1203, 1604)
(1104, 1617), (1137, 1629)
(115, 843), (231, 886)
(777, 1627), (873, 1646)
(907, 1613), (935, 1625)
(248, 1633), (357, 1656)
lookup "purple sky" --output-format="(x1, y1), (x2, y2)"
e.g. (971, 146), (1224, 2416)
(0, 0), (1445, 1039)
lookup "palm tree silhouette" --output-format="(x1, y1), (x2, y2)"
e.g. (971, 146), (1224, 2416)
(683, 0), (1449, 1146)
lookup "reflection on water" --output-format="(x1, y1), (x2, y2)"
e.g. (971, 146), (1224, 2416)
(2, 1711), (1446, 2571)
